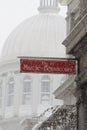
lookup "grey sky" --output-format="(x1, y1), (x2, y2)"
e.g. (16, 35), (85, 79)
(0, 0), (67, 54)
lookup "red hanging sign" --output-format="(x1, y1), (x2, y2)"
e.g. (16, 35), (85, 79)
(20, 58), (77, 74)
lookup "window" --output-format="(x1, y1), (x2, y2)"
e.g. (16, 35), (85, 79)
(22, 76), (31, 105)
(7, 77), (14, 106)
(41, 75), (50, 104)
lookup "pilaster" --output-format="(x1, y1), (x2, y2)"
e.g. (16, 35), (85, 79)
(76, 83), (87, 130)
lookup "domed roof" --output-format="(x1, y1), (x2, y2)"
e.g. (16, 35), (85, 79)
(1, 0), (66, 59)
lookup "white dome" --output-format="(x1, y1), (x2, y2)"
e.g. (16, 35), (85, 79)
(1, 4), (66, 59)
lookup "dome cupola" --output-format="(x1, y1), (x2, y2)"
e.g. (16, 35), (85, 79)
(38, 0), (60, 13)
(1, 0), (66, 59)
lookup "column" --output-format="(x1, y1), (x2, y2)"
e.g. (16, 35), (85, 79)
(40, 0), (42, 6)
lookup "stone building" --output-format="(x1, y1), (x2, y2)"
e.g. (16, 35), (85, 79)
(54, 0), (87, 130)
(0, 0), (66, 130)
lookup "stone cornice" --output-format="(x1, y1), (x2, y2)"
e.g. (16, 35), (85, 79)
(53, 76), (76, 99)
(62, 13), (87, 54)
(58, 0), (72, 5)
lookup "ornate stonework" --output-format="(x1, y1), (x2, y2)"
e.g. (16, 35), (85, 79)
(58, 0), (87, 129)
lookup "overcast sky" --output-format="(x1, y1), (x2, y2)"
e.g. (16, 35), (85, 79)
(0, 0), (67, 54)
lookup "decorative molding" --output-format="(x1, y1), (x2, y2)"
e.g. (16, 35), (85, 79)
(53, 76), (76, 99)
(62, 13), (87, 54)
(58, 0), (72, 5)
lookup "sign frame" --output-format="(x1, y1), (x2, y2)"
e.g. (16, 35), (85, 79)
(19, 56), (79, 75)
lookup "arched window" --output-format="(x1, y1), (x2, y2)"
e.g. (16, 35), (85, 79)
(7, 77), (14, 107)
(41, 75), (50, 104)
(22, 76), (31, 105)
(0, 80), (2, 108)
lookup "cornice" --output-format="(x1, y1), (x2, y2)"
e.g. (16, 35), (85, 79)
(53, 76), (75, 99)
(62, 13), (87, 54)
(58, 0), (72, 5)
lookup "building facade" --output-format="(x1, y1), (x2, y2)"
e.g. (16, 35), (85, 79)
(54, 0), (87, 129)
